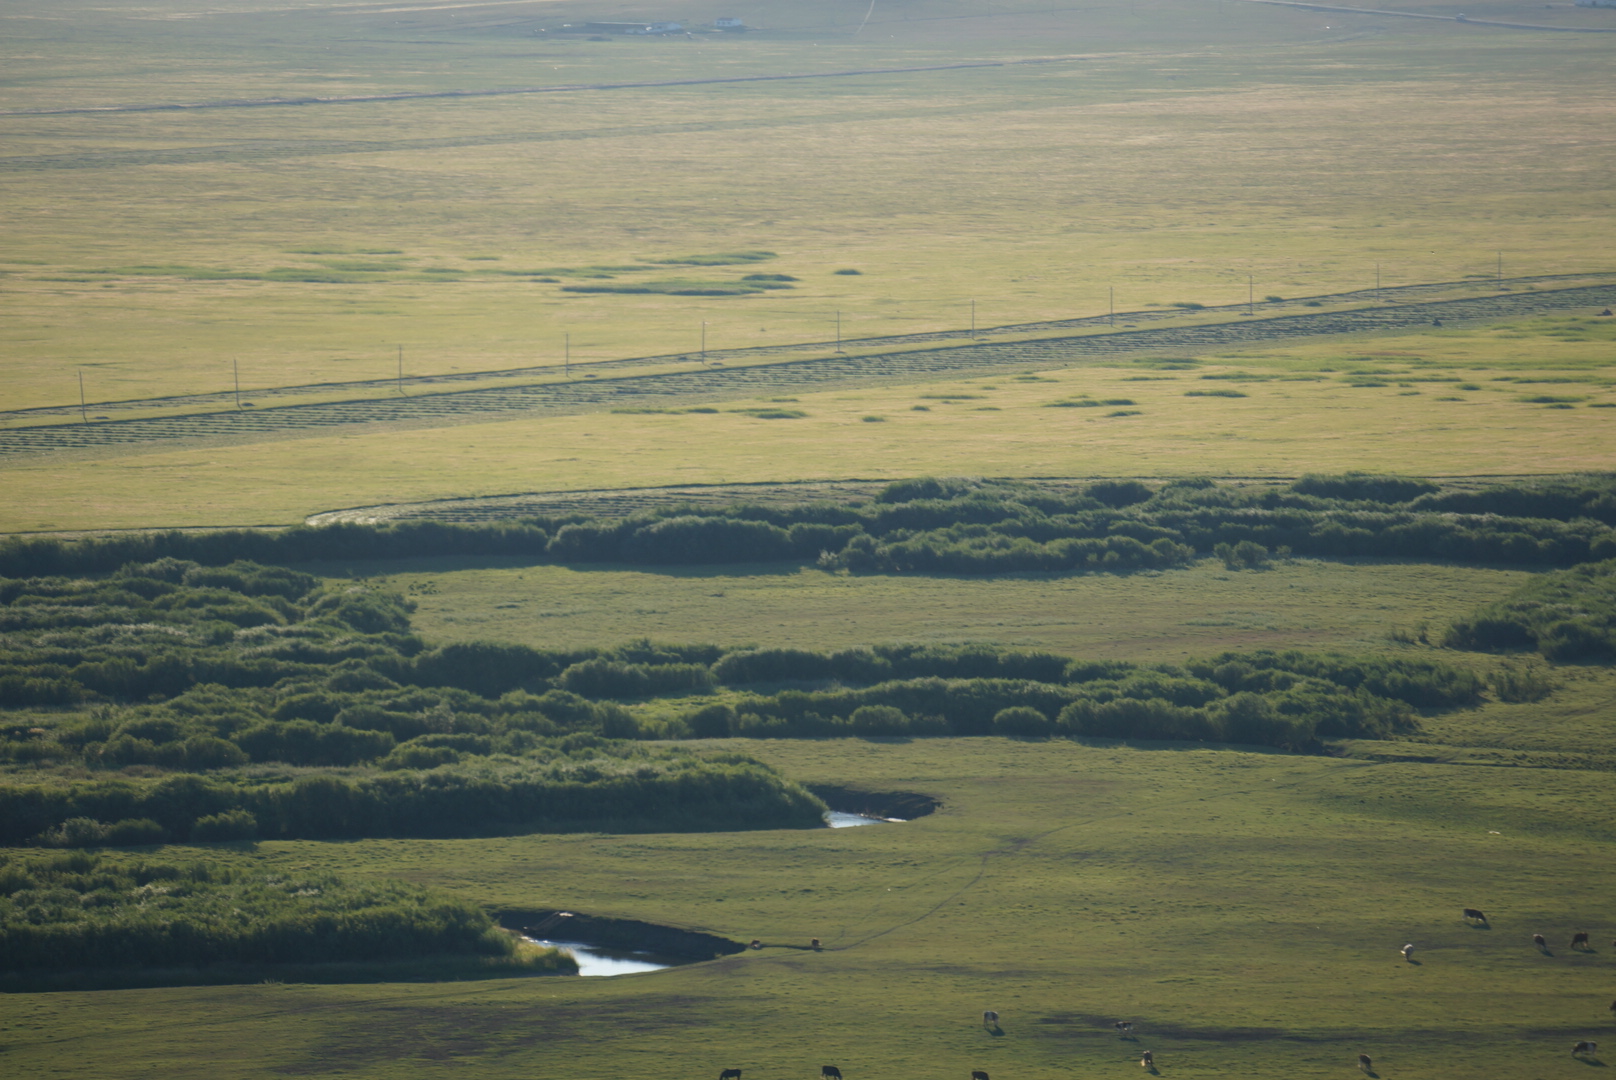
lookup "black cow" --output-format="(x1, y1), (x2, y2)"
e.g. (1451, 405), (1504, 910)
(1115, 1021), (1134, 1036)
(1140, 1050), (1154, 1070)
(1571, 931), (1590, 950)
(982, 1010), (999, 1029)
(1573, 1041), (1598, 1057)
(1462, 907), (1487, 923)
(720, 1070), (742, 1080)
(971, 1072), (990, 1080)
(822, 1067), (843, 1080)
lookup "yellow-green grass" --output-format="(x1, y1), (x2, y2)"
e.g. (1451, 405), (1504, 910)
(339, 556), (1532, 662)
(4, 315), (1614, 533)
(4, 0), (1616, 411)
(6, 736), (1614, 1079)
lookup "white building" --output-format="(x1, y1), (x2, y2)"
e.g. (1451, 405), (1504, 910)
(714, 17), (746, 29)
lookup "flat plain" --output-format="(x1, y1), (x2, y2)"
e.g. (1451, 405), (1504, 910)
(3, 1), (1616, 1078)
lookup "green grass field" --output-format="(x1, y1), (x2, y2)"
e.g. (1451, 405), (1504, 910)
(354, 555), (1532, 660)
(5, 735), (1614, 1079)
(5, 1), (1616, 1077)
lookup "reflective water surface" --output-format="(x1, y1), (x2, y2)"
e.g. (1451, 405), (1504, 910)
(522, 938), (690, 977)
(824, 810), (899, 828)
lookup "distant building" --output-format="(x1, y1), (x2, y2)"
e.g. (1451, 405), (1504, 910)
(1574, 0), (1616, 7)
(643, 21), (685, 33)
(713, 17), (747, 29)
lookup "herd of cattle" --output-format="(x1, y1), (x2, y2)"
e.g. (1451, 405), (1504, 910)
(716, 908), (1610, 1078)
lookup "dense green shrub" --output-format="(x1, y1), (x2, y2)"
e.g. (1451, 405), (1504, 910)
(1445, 558), (1616, 660)
(5, 475), (1614, 583)
(0, 751), (826, 846)
(0, 853), (525, 971)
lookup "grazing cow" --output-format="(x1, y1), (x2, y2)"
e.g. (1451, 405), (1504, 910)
(811, 938), (822, 950)
(971, 1072), (990, 1080)
(1533, 933), (1548, 949)
(1140, 1050), (1154, 1069)
(1462, 908), (1487, 923)
(1609, 998), (1616, 1015)
(1573, 1041), (1598, 1057)
(1400, 943), (1415, 961)
(749, 939), (762, 950)
(719, 1071), (742, 1080)
(983, 1010), (999, 1029)
(822, 1067), (843, 1080)
(1358, 1053), (1373, 1074)
(1571, 931), (1590, 950)
(1115, 1021), (1135, 1036)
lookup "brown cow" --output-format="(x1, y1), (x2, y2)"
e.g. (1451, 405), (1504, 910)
(1533, 933), (1548, 950)
(749, 940), (762, 950)
(1358, 1053), (1373, 1074)
(719, 1071), (742, 1080)
(811, 938), (822, 950)
(1571, 931), (1591, 951)
(1609, 998), (1616, 1016)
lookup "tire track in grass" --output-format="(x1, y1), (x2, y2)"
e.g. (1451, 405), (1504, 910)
(2, 282), (1613, 461)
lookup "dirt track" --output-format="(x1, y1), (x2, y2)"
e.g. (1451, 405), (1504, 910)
(3, 280), (1613, 461)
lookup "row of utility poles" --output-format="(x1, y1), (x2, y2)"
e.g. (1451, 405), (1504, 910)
(65, 255), (1519, 419)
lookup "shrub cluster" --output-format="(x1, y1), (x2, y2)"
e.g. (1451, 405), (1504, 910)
(0, 751), (827, 847)
(690, 647), (1479, 749)
(2, 474), (1613, 580)
(0, 851), (530, 971)
(1445, 557), (1616, 661)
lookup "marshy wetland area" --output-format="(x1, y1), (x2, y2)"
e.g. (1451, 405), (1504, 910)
(3, 0), (1616, 1077)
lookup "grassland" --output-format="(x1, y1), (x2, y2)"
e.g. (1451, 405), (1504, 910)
(5, 734), (1614, 1079)
(4, 0), (1615, 416)
(4, 311), (1616, 532)
(5, 1), (1616, 1077)
(354, 555), (1532, 660)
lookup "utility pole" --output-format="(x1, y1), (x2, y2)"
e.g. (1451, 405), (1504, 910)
(1375, 264), (1381, 301)
(700, 321), (707, 362)
(564, 333), (571, 377)
(970, 299), (976, 335)
(397, 344), (404, 395)
(1497, 250), (1503, 286)
(78, 369), (88, 423)
(233, 357), (241, 409)
(1248, 273), (1254, 316)
(1109, 286), (1115, 327)
(835, 311), (843, 353)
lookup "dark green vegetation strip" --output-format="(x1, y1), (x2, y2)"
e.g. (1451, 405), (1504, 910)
(1447, 557), (1616, 660)
(0, 548), (1509, 846)
(6, 473), (1614, 578)
(3, 283), (1614, 458)
(0, 852), (554, 973)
